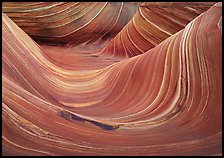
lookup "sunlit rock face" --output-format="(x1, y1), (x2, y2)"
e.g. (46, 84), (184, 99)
(99, 2), (216, 57)
(2, 2), (222, 156)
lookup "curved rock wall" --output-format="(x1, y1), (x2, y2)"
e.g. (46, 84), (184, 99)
(2, 2), (222, 156)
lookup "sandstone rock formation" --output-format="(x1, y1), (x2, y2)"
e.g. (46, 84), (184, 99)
(2, 2), (140, 45)
(2, 2), (222, 156)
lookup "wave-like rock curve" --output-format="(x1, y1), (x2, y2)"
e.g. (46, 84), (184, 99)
(2, 2), (140, 45)
(2, 2), (222, 156)
(99, 2), (215, 57)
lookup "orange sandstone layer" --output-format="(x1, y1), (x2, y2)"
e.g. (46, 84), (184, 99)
(99, 2), (215, 57)
(2, 2), (140, 45)
(2, 2), (222, 156)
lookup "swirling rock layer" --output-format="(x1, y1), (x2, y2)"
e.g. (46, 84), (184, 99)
(2, 2), (140, 45)
(2, 2), (222, 156)
(99, 2), (215, 57)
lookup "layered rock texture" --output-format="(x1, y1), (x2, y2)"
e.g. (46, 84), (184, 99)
(2, 2), (222, 156)
(2, 2), (140, 45)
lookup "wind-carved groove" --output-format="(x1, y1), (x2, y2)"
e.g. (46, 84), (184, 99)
(60, 111), (120, 130)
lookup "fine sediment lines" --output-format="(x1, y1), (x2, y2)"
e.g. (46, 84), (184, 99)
(2, 2), (140, 45)
(99, 2), (215, 57)
(2, 2), (222, 156)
